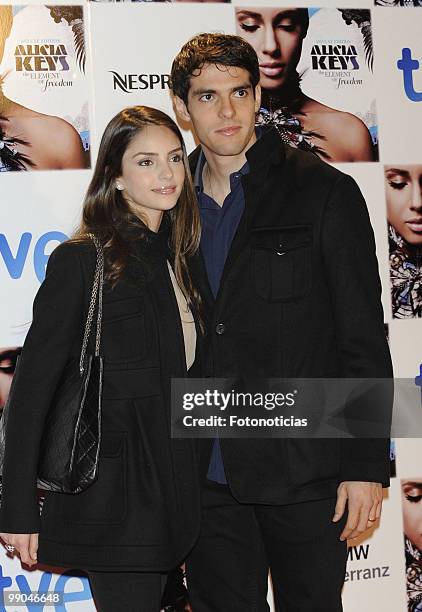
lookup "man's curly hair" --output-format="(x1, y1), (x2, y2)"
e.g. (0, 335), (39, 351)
(170, 33), (260, 105)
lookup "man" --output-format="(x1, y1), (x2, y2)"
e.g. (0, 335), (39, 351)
(234, 6), (374, 162)
(170, 33), (392, 611)
(0, 6), (87, 171)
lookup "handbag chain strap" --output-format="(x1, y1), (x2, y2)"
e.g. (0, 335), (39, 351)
(79, 234), (104, 374)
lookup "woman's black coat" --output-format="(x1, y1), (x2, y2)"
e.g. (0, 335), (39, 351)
(0, 226), (204, 572)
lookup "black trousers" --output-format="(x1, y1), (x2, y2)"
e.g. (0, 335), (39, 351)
(186, 480), (348, 612)
(87, 570), (166, 612)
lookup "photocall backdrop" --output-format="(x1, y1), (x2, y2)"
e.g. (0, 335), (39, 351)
(1, 0), (422, 610)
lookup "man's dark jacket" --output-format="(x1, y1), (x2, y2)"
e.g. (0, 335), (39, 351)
(189, 127), (393, 505)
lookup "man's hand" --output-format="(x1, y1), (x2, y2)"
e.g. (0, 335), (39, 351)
(0, 532), (38, 566)
(332, 481), (383, 541)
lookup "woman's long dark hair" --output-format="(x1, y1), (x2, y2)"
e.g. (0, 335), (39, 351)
(73, 106), (202, 313)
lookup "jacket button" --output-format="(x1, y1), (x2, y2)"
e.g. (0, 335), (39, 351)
(215, 323), (226, 335)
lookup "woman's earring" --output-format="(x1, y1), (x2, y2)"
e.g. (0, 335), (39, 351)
(116, 183), (124, 191)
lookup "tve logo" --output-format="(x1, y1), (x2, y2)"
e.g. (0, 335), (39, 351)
(0, 232), (68, 283)
(0, 565), (93, 611)
(397, 48), (422, 102)
(416, 364), (422, 402)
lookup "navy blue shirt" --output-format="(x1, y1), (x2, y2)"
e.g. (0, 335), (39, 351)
(194, 150), (249, 484)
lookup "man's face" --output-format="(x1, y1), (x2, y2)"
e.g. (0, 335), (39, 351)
(235, 7), (306, 91)
(174, 63), (261, 159)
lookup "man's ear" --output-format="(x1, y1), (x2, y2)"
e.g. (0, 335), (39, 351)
(254, 84), (262, 113)
(173, 95), (191, 124)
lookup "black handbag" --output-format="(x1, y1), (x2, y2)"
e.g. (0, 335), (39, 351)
(161, 567), (190, 611)
(0, 234), (104, 495)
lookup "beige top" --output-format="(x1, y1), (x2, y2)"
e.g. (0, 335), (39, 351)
(167, 261), (196, 370)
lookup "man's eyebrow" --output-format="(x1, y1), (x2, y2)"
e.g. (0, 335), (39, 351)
(132, 146), (182, 159)
(233, 84), (253, 92)
(191, 87), (217, 97)
(191, 83), (252, 97)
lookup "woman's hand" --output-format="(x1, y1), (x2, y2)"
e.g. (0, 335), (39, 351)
(0, 532), (38, 566)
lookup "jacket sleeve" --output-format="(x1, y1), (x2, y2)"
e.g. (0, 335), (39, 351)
(321, 173), (393, 487)
(0, 242), (86, 533)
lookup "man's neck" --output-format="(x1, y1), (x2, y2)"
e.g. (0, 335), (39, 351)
(202, 130), (257, 206)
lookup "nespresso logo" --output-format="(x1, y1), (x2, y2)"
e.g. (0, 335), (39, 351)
(110, 71), (170, 92)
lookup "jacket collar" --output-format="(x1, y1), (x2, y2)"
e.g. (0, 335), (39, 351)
(189, 126), (286, 182)
(245, 125), (285, 176)
(129, 213), (171, 260)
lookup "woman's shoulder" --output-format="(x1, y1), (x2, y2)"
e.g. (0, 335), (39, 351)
(47, 238), (97, 277)
(50, 237), (96, 261)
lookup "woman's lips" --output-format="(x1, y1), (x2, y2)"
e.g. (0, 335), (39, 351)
(406, 220), (422, 232)
(259, 63), (284, 78)
(152, 186), (177, 195)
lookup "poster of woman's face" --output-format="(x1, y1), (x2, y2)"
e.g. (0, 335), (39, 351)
(235, 6), (378, 163)
(385, 165), (422, 319)
(0, 347), (21, 410)
(235, 7), (307, 93)
(401, 479), (422, 611)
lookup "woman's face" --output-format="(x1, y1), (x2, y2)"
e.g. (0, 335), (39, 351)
(402, 480), (422, 551)
(0, 347), (19, 410)
(235, 7), (306, 92)
(116, 124), (185, 231)
(385, 165), (422, 246)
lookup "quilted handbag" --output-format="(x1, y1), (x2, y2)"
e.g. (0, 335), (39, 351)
(0, 234), (104, 494)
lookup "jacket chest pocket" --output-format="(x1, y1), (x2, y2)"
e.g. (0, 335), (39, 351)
(250, 225), (312, 302)
(101, 297), (147, 363)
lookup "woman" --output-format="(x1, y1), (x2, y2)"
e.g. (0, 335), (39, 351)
(401, 479), (422, 611)
(235, 5), (375, 162)
(0, 106), (206, 611)
(385, 164), (422, 318)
